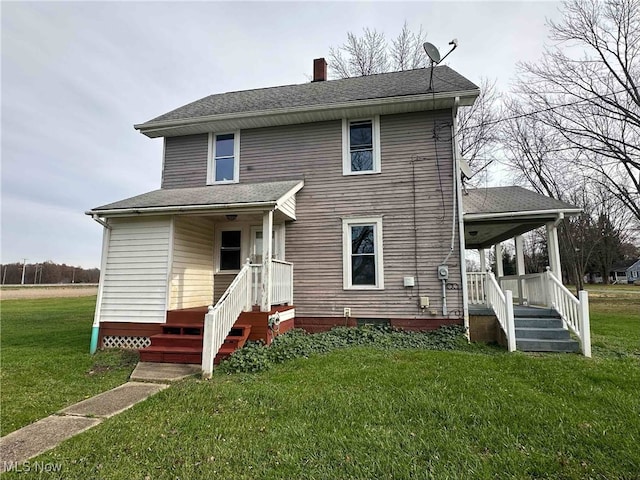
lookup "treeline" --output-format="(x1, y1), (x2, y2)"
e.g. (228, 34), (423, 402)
(1, 261), (100, 285)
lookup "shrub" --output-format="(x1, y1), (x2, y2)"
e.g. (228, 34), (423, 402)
(217, 325), (466, 374)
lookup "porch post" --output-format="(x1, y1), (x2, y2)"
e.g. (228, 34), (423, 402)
(514, 235), (526, 304)
(514, 235), (526, 276)
(546, 222), (562, 281)
(494, 242), (504, 278)
(261, 209), (274, 312)
(479, 249), (487, 272)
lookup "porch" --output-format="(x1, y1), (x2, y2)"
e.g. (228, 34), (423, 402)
(88, 180), (303, 367)
(462, 187), (591, 356)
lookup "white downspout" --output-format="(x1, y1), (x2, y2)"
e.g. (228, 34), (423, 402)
(452, 97), (469, 329)
(90, 218), (111, 353)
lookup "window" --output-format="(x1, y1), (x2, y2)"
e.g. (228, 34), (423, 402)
(342, 217), (384, 289)
(342, 116), (381, 175)
(208, 132), (240, 184)
(220, 230), (241, 271)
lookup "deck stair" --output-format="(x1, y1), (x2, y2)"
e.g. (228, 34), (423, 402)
(514, 306), (579, 353)
(139, 315), (251, 365)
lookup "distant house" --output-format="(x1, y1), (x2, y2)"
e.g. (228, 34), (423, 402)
(626, 260), (640, 284)
(87, 58), (592, 368)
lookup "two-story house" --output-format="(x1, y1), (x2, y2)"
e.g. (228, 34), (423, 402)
(87, 59), (592, 368)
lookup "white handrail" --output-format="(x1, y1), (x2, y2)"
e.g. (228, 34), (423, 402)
(499, 272), (547, 306)
(546, 270), (591, 357)
(466, 272), (487, 305)
(486, 271), (516, 352)
(202, 261), (253, 377)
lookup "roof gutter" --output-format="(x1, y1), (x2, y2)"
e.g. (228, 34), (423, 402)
(85, 200), (279, 218)
(134, 89), (480, 135)
(464, 208), (582, 221)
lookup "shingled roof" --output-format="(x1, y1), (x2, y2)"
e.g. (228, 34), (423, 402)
(143, 65), (478, 125)
(87, 180), (303, 216)
(463, 187), (580, 215)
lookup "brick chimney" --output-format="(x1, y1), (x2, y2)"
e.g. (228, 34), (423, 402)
(313, 58), (327, 82)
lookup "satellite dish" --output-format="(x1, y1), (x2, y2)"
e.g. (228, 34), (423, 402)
(423, 42), (441, 64)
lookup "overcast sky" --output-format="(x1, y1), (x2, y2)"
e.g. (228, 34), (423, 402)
(1, 1), (563, 268)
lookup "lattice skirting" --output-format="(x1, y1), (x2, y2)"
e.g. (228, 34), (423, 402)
(102, 335), (151, 349)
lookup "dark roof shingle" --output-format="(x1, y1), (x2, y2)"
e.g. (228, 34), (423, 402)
(463, 186), (580, 215)
(90, 180), (302, 213)
(144, 65), (478, 124)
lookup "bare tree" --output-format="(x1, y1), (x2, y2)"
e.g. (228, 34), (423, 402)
(515, 0), (640, 221)
(457, 78), (501, 185)
(500, 97), (603, 290)
(328, 22), (427, 79)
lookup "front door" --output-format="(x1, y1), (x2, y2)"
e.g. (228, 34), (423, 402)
(250, 227), (279, 264)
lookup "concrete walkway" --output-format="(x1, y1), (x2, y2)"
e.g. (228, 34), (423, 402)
(0, 363), (200, 471)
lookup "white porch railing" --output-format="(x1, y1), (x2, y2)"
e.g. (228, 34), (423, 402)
(546, 270), (591, 357)
(202, 259), (295, 377)
(486, 271), (516, 352)
(271, 259), (293, 305)
(499, 273), (547, 306)
(202, 262), (253, 378)
(467, 272), (488, 305)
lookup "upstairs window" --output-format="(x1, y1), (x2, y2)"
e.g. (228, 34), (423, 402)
(208, 132), (240, 184)
(342, 116), (381, 175)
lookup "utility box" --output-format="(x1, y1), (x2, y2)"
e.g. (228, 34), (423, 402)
(403, 276), (415, 287)
(419, 296), (430, 308)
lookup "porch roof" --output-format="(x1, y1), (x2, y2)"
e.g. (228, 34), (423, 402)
(463, 186), (581, 249)
(87, 179), (303, 220)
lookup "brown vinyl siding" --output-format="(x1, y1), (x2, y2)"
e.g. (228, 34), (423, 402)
(239, 111), (463, 320)
(213, 273), (235, 303)
(162, 134), (208, 188)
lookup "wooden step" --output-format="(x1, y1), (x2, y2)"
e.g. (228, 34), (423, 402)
(166, 307), (209, 325)
(139, 345), (202, 364)
(139, 321), (252, 365)
(149, 334), (203, 348)
(161, 323), (203, 336)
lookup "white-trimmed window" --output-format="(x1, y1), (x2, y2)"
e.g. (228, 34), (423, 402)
(342, 217), (384, 289)
(342, 116), (381, 175)
(219, 230), (242, 271)
(208, 132), (240, 184)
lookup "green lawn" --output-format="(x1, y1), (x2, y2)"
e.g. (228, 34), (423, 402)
(1, 288), (639, 479)
(0, 297), (137, 435)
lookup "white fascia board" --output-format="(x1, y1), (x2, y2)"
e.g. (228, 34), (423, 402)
(275, 180), (304, 208)
(135, 89), (480, 138)
(464, 208), (582, 222)
(85, 201), (278, 218)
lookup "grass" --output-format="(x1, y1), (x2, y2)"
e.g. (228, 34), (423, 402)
(18, 349), (640, 479)
(584, 284), (640, 358)
(2, 287), (639, 479)
(0, 297), (138, 436)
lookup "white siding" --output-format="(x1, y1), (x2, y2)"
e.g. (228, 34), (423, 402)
(169, 217), (215, 309)
(99, 217), (171, 323)
(279, 195), (296, 220)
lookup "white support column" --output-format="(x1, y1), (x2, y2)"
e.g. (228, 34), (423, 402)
(479, 249), (487, 272)
(494, 242), (504, 278)
(261, 210), (274, 312)
(514, 235), (526, 304)
(546, 222), (562, 281)
(514, 235), (526, 276)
